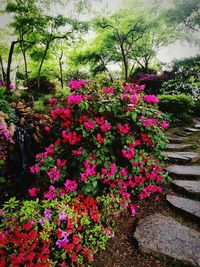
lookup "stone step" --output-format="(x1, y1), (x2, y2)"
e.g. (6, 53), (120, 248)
(194, 124), (200, 129)
(162, 151), (200, 164)
(172, 180), (200, 197)
(166, 194), (200, 223)
(167, 136), (187, 143)
(176, 131), (192, 137)
(166, 143), (193, 151)
(166, 165), (200, 179)
(134, 213), (200, 266)
(185, 127), (200, 132)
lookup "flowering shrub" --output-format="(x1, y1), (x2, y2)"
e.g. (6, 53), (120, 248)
(0, 80), (169, 266)
(0, 123), (14, 160)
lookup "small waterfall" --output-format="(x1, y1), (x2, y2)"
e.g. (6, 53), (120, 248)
(7, 125), (34, 196)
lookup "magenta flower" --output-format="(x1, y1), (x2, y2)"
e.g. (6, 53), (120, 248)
(47, 166), (60, 182)
(143, 94), (158, 104)
(64, 179), (78, 192)
(103, 87), (114, 94)
(8, 83), (15, 90)
(28, 187), (39, 197)
(48, 97), (57, 104)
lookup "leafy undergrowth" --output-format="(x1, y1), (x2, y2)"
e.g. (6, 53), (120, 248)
(0, 80), (170, 266)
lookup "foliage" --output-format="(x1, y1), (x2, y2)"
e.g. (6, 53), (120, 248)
(158, 94), (194, 122)
(0, 80), (169, 266)
(0, 99), (15, 122)
(133, 72), (174, 95)
(164, 0), (200, 32)
(29, 76), (56, 96)
(160, 55), (200, 98)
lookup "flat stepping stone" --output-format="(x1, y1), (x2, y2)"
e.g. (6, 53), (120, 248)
(176, 132), (192, 137)
(167, 136), (187, 143)
(162, 151), (200, 164)
(134, 213), (200, 266)
(172, 180), (200, 196)
(166, 194), (200, 222)
(166, 165), (200, 179)
(195, 124), (200, 129)
(185, 127), (200, 132)
(166, 143), (193, 151)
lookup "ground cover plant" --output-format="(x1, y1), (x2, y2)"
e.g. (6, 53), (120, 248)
(0, 80), (169, 266)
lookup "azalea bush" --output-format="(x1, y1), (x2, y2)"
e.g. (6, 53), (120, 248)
(0, 80), (169, 266)
(0, 123), (14, 160)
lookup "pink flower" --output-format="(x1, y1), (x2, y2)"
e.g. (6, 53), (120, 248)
(49, 97), (57, 104)
(47, 166), (60, 182)
(56, 159), (67, 167)
(44, 125), (51, 132)
(67, 94), (84, 106)
(84, 121), (95, 130)
(95, 133), (105, 144)
(30, 163), (40, 174)
(117, 123), (130, 134)
(59, 211), (67, 221)
(143, 94), (158, 104)
(28, 187), (39, 197)
(68, 80), (85, 90)
(43, 185), (57, 200)
(9, 83), (15, 90)
(130, 94), (138, 105)
(72, 147), (82, 156)
(100, 121), (112, 133)
(64, 179), (78, 192)
(161, 120), (169, 129)
(103, 87), (114, 94)
(129, 203), (136, 217)
(122, 147), (135, 160)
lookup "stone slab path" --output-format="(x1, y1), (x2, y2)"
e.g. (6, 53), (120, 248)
(134, 213), (200, 266)
(166, 194), (200, 221)
(172, 180), (200, 196)
(167, 136), (187, 143)
(166, 143), (193, 151)
(134, 122), (200, 266)
(166, 164), (200, 178)
(162, 151), (200, 164)
(185, 127), (200, 132)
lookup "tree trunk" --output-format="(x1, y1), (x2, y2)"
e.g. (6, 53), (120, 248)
(0, 55), (6, 81)
(59, 51), (64, 89)
(20, 36), (29, 90)
(37, 41), (50, 91)
(120, 44), (128, 81)
(6, 41), (18, 90)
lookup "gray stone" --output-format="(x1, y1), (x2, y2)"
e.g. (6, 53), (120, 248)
(176, 152), (200, 163)
(177, 131), (192, 137)
(166, 143), (193, 151)
(166, 194), (200, 221)
(167, 136), (187, 143)
(134, 213), (200, 266)
(166, 165), (200, 178)
(162, 152), (200, 164)
(195, 124), (200, 129)
(185, 127), (200, 132)
(172, 180), (200, 196)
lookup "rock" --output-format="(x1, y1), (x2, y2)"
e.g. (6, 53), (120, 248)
(166, 143), (193, 151)
(195, 124), (200, 129)
(167, 136), (187, 143)
(20, 117), (26, 125)
(185, 127), (200, 132)
(161, 151), (191, 164)
(162, 152), (200, 164)
(166, 194), (200, 222)
(8, 123), (15, 137)
(172, 180), (200, 196)
(0, 111), (8, 128)
(177, 131), (191, 136)
(134, 213), (200, 266)
(166, 165), (200, 179)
